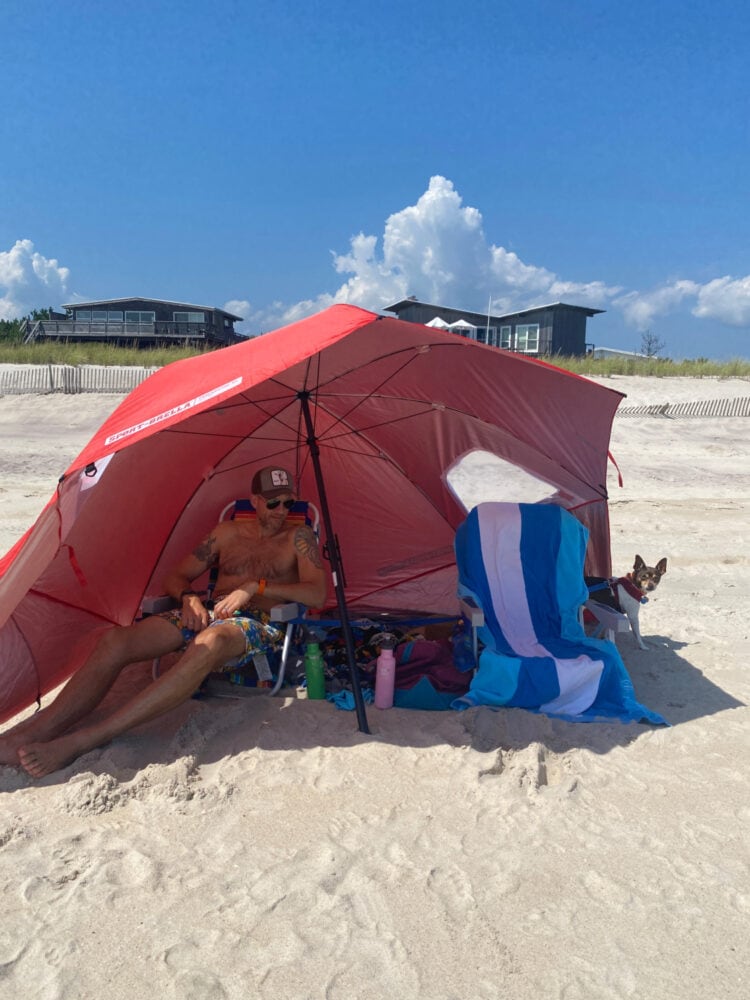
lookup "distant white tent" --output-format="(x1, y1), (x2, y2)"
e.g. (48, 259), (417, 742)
(449, 319), (477, 336)
(425, 316), (451, 329)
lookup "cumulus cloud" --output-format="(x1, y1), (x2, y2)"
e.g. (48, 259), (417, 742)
(613, 280), (700, 331)
(240, 176), (624, 332)
(692, 275), (750, 326)
(0, 240), (70, 320)
(222, 299), (251, 320)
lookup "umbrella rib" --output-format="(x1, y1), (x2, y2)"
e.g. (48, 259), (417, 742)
(308, 350), (423, 438)
(306, 398), (455, 525)
(312, 395), (603, 495)
(346, 560), (458, 606)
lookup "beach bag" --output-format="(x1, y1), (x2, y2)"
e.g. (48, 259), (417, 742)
(393, 638), (471, 710)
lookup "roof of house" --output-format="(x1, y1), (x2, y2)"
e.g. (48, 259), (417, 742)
(61, 297), (244, 321)
(383, 297), (605, 320)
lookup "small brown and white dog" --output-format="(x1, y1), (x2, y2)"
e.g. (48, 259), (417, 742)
(585, 555), (668, 650)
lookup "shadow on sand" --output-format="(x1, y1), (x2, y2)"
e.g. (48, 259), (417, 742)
(1, 625), (744, 794)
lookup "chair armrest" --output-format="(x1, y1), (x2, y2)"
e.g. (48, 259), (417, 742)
(141, 596), (305, 621)
(459, 597), (484, 629)
(269, 602), (305, 623)
(140, 594), (177, 615)
(585, 600), (630, 633)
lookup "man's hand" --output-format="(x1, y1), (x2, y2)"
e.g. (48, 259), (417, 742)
(180, 593), (210, 632)
(212, 586), (257, 620)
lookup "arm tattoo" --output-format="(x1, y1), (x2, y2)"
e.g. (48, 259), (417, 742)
(294, 525), (323, 569)
(193, 534), (219, 568)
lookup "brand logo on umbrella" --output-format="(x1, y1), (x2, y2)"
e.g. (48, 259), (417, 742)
(105, 377), (243, 446)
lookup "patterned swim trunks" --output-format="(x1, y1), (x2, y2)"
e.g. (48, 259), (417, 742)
(158, 607), (284, 671)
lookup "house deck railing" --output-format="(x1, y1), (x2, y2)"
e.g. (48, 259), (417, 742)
(23, 320), (232, 345)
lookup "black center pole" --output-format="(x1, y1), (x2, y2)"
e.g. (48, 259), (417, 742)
(298, 390), (370, 734)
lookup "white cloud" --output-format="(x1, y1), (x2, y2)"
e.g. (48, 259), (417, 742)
(240, 176), (623, 332)
(692, 275), (750, 326)
(613, 280), (700, 331)
(0, 239), (70, 320)
(223, 299), (251, 320)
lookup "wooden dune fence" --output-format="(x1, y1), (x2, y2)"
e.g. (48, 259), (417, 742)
(0, 365), (159, 394)
(1, 367), (749, 418)
(617, 397), (750, 418)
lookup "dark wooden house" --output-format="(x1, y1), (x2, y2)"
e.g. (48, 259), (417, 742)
(384, 297), (603, 357)
(24, 297), (244, 348)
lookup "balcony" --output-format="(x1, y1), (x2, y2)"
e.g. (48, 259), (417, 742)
(23, 319), (237, 347)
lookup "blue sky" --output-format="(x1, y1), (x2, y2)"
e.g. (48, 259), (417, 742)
(2, 0), (749, 359)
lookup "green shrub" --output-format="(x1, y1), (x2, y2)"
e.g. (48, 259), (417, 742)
(545, 355), (750, 378)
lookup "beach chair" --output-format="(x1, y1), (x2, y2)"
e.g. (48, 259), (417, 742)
(452, 502), (665, 724)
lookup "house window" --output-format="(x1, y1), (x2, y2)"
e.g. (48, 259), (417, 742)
(500, 326), (512, 349)
(473, 327), (498, 345)
(77, 309), (124, 321)
(173, 311), (205, 323)
(515, 324), (540, 353)
(125, 311), (156, 323)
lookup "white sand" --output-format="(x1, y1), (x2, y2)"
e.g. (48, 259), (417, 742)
(1, 377), (749, 1000)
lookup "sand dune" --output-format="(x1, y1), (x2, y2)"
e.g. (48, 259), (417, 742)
(1, 376), (749, 999)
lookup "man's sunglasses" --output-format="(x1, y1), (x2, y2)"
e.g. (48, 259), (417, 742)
(265, 498), (296, 510)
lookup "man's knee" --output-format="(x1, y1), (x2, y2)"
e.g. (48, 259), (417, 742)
(96, 620), (180, 664)
(95, 625), (134, 657)
(188, 624), (244, 671)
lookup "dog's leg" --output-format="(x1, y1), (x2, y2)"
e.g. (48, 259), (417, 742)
(628, 611), (649, 650)
(617, 586), (649, 650)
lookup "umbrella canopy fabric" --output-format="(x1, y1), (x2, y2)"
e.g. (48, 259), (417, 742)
(0, 304), (624, 724)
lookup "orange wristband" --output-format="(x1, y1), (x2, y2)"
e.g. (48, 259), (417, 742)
(257, 578), (266, 597)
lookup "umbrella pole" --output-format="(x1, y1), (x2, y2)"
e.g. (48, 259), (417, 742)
(298, 391), (370, 734)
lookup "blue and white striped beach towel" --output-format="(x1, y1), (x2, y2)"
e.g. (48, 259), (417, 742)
(453, 503), (666, 725)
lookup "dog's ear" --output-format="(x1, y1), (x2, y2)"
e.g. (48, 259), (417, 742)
(656, 558), (667, 575)
(634, 555), (646, 571)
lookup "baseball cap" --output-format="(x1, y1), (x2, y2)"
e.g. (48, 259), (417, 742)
(251, 466), (295, 499)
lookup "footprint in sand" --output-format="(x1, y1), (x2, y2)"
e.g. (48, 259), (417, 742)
(163, 941), (229, 999)
(479, 741), (582, 796)
(171, 969), (228, 1000)
(426, 863), (477, 924)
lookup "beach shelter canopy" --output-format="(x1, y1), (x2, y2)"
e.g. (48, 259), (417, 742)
(0, 305), (624, 724)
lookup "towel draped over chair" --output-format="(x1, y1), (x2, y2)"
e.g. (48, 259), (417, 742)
(453, 503), (666, 725)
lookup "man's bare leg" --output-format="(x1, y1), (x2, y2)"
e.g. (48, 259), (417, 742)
(0, 617), (184, 766)
(16, 623), (245, 778)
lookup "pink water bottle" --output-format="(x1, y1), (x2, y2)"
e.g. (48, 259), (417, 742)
(374, 634), (397, 709)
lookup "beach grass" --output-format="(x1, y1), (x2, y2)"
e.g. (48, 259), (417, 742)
(550, 355), (750, 377)
(0, 339), (748, 376)
(0, 342), (206, 367)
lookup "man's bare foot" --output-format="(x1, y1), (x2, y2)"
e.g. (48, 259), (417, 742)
(0, 733), (29, 766)
(17, 732), (93, 778)
(0, 712), (75, 766)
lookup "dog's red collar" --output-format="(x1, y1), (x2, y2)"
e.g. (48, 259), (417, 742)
(615, 575), (648, 604)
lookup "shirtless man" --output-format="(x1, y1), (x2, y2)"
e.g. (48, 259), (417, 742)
(0, 466), (327, 778)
